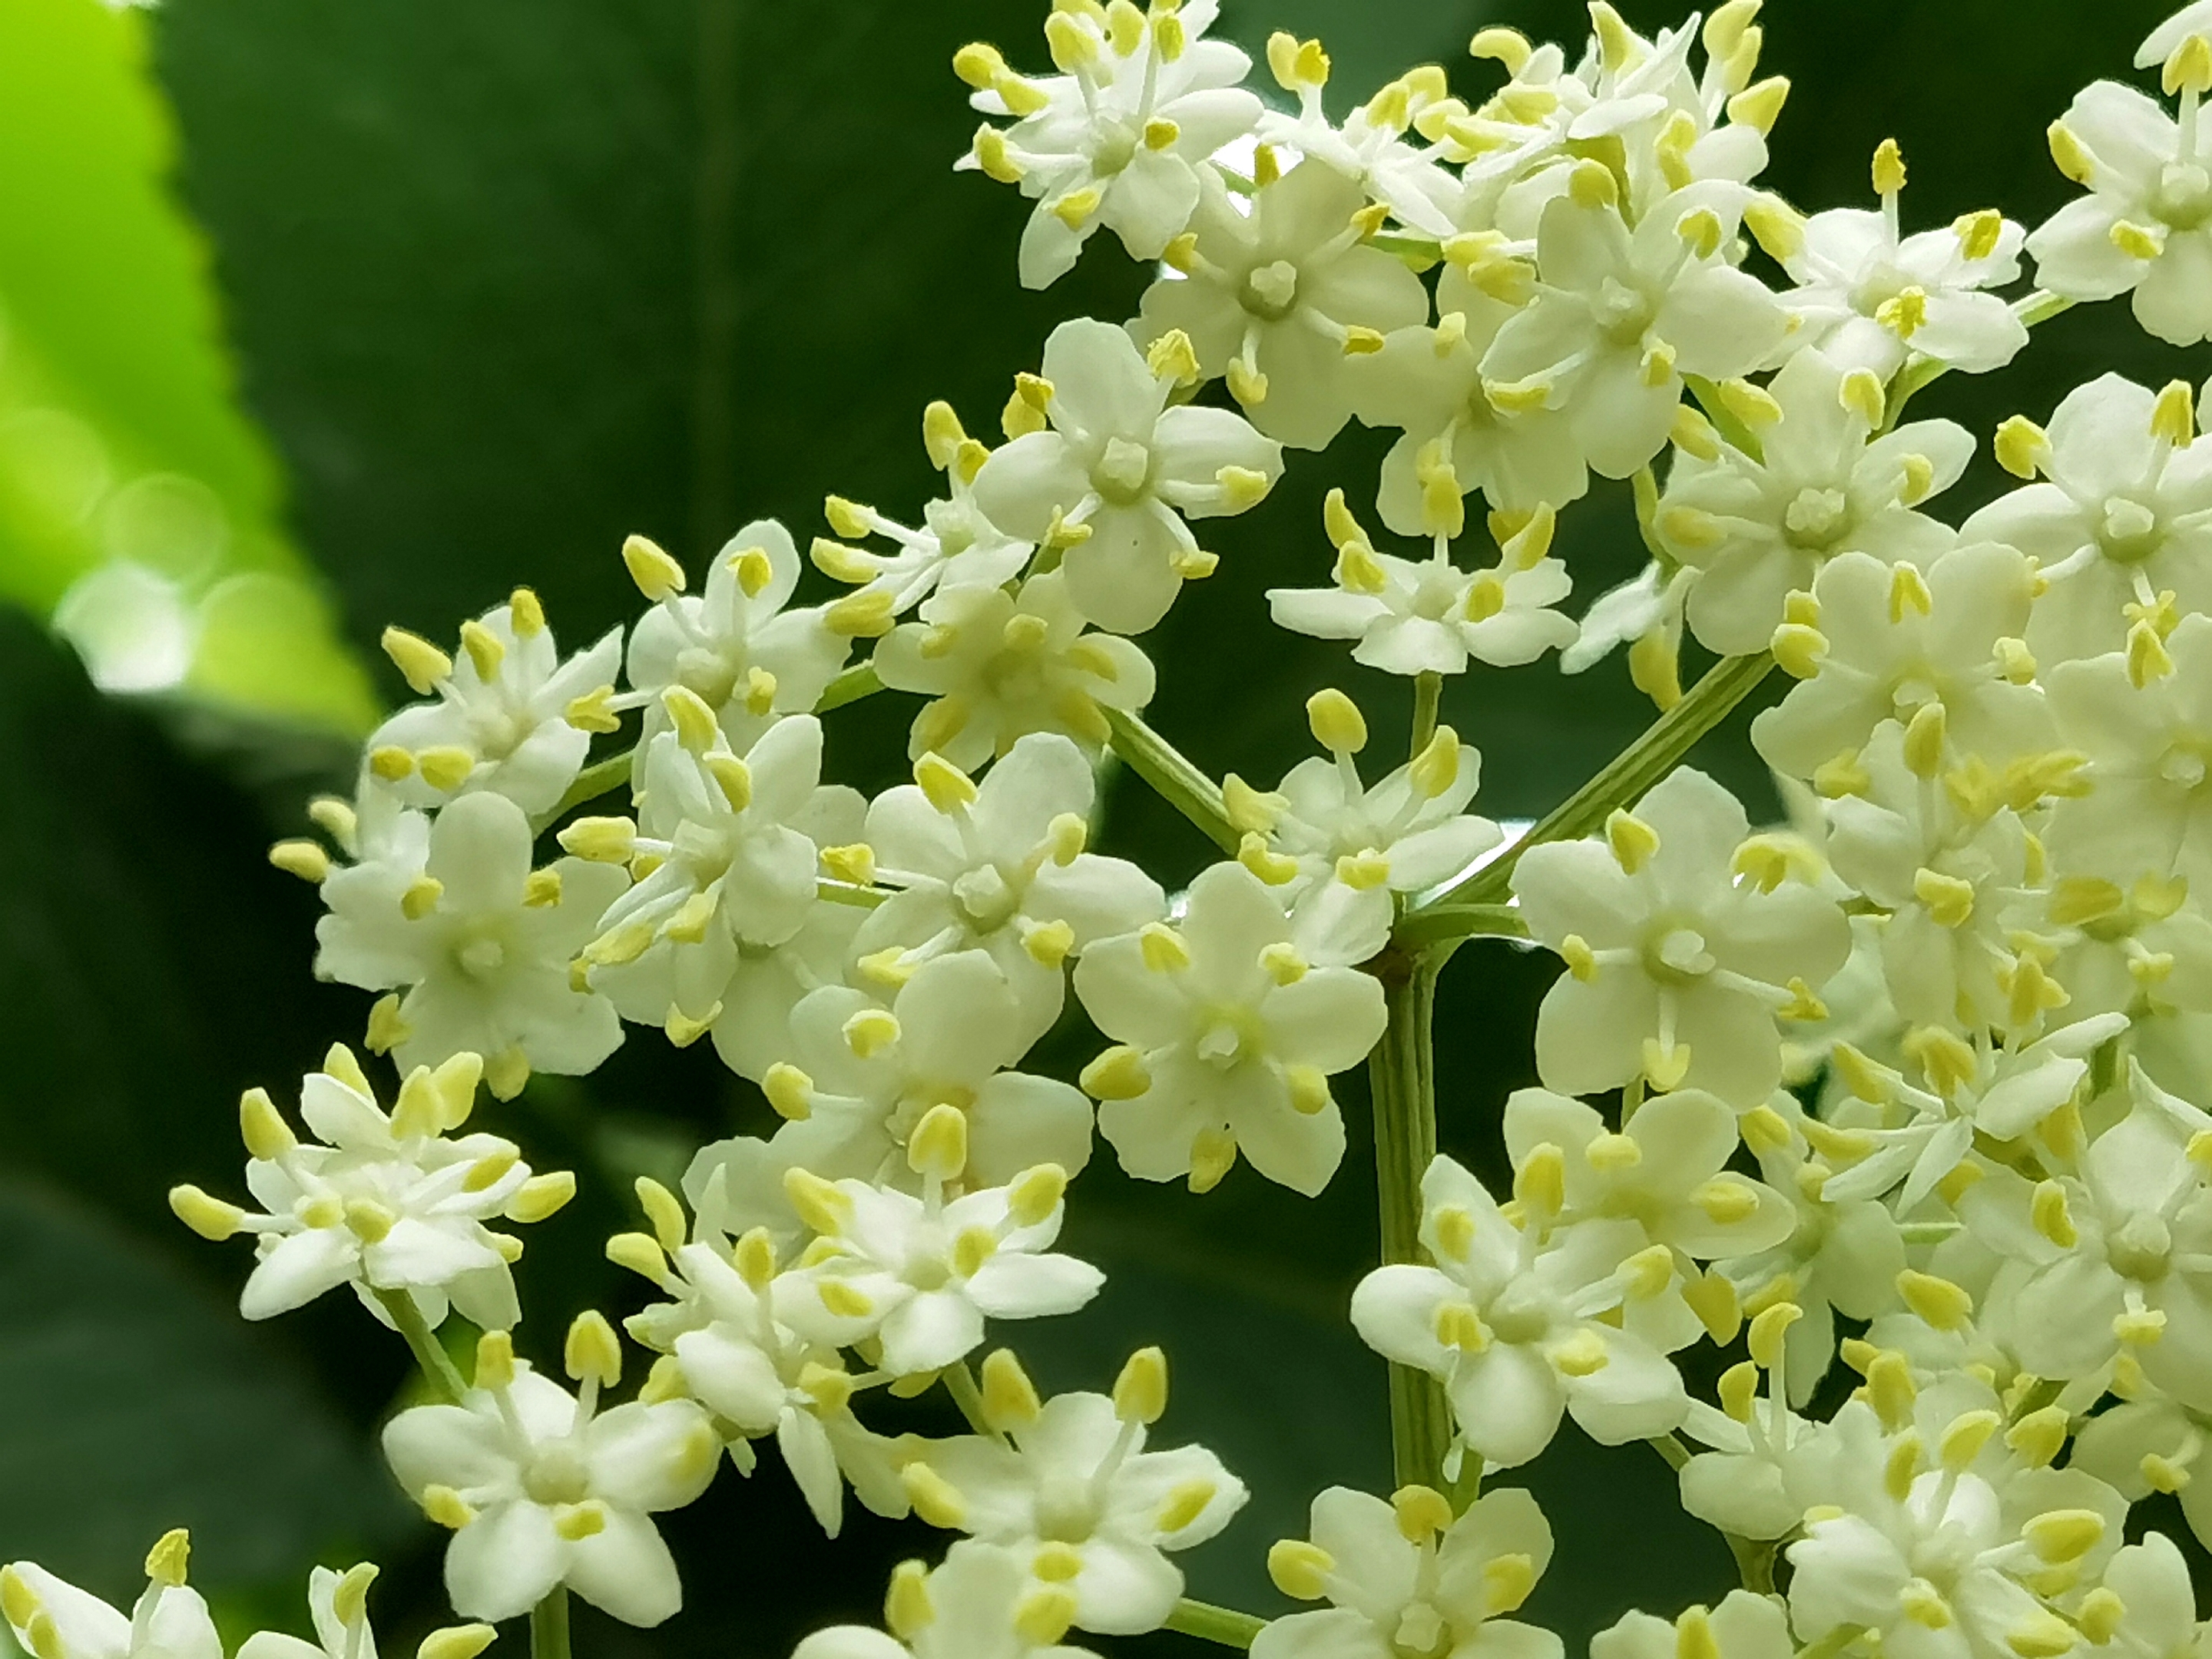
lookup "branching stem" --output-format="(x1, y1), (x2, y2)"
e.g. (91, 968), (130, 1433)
(373, 1288), (468, 1405)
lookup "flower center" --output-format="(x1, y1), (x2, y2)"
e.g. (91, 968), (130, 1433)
(2161, 741), (2210, 790)
(2110, 1212), (2174, 1281)
(1783, 487), (1851, 550)
(522, 1439), (592, 1506)
(2156, 162), (2212, 231)
(1241, 259), (1301, 322)
(1194, 1013), (1250, 1068)
(1644, 926), (1715, 985)
(953, 864), (1022, 932)
(1092, 118), (1140, 177)
(1593, 277), (1653, 347)
(1092, 436), (1154, 506)
(2098, 495), (2164, 565)
(1034, 1472), (1101, 1542)
(675, 647), (740, 711)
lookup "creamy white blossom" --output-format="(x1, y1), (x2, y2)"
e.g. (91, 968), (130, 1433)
(792, 1541), (1101, 1659)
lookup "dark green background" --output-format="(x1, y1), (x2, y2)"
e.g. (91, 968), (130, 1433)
(3, 0), (2201, 1654)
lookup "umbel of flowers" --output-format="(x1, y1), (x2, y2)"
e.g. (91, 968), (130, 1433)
(28, 2), (2212, 1657)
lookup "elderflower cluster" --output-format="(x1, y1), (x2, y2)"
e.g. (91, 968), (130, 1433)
(65, 0), (2212, 1656)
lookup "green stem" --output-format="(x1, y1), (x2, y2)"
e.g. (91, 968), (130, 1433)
(373, 1288), (467, 1405)
(1417, 652), (1774, 913)
(943, 1361), (1001, 1439)
(1369, 953), (1455, 1492)
(1645, 1434), (1770, 1591)
(1883, 288), (2074, 433)
(1411, 671), (1442, 757)
(1167, 1598), (1267, 1649)
(816, 660), (883, 714)
(817, 878), (890, 909)
(531, 1586), (571, 1659)
(1104, 707), (1239, 853)
(1392, 903), (1529, 950)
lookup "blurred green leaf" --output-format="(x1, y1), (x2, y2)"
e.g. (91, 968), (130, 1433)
(0, 0), (374, 731)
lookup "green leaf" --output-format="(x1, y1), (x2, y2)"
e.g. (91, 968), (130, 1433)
(0, 0), (375, 732)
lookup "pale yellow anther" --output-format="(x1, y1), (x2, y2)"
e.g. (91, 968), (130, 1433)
(1140, 922), (1191, 974)
(1900, 1582), (1952, 1631)
(783, 1167), (852, 1237)
(473, 1328), (516, 1392)
(1551, 1328), (1611, 1376)
(1334, 849), (1392, 891)
(1432, 1205), (1477, 1263)
(1743, 195), (1805, 263)
(1555, 934), (1596, 987)
(169, 1184), (245, 1241)
(1435, 1301), (1488, 1352)
(2006, 1610), (2081, 1658)
(907, 1102), (970, 1183)
(2117, 219), (2170, 263)
(1717, 378), (1783, 429)
(1587, 1131), (1642, 1172)
(144, 1528), (191, 1588)
(816, 1280), (874, 1320)
(1897, 1268), (1974, 1331)
(1382, 1483), (1449, 1544)
(1606, 809), (1660, 873)
(1012, 1588), (1078, 1650)
(1993, 415), (2051, 481)
(1227, 356), (1270, 407)
(618, 533), (686, 602)
(1836, 368), (1886, 428)
(1936, 1408), (1999, 1472)
(1103, 0), (1144, 57)
(1217, 464), (1273, 511)
(1589, 0), (1638, 71)
(1718, 1360), (1760, 1422)
(1676, 1607), (1722, 1659)
(2166, 29), (2212, 95)
(605, 1230), (668, 1283)
(825, 588), (896, 638)
(1995, 1406), (2067, 1472)
(1900, 705), (1948, 783)
(1770, 621), (1828, 681)
(1884, 1431), (1925, 1502)
(2078, 1590), (2127, 1647)
(1568, 157), (1619, 210)
(2023, 1179), (2078, 1249)
(1486, 375), (1555, 415)
(1146, 328), (1200, 386)
(1080, 1045), (1151, 1101)
(1340, 326), (1387, 359)
(1642, 1037), (1692, 1091)
(416, 1627), (498, 1659)
(993, 1165), (1065, 1233)
(2020, 1508), (2104, 1565)
(1148, 1477), (1217, 1535)
(1675, 206), (1724, 260)
(1861, 1349), (1916, 1430)
(2154, 379), (2197, 449)
(1871, 137), (1908, 197)
(1469, 25), (1532, 73)
(1726, 76), (1790, 136)
(1748, 1301), (1801, 1369)
(914, 751), (979, 814)
(1282, 1065), (1330, 1118)
(1229, 830), (1295, 888)
(381, 627), (452, 695)
(1114, 1346), (1169, 1424)
(1953, 208), (2005, 261)
(422, 1485), (477, 1530)
(1671, 403), (1722, 462)
(509, 1171), (576, 1224)
(559, 1309), (621, 1389)
(1515, 1142), (1566, 1216)
(2130, 617), (2177, 687)
(238, 1085), (296, 1161)
(892, 1462), (964, 1531)
(833, 1006), (897, 1062)
(1877, 285), (1929, 341)
(2117, 1305), (2169, 1345)
(1268, 1539), (1336, 1601)
(557, 814), (637, 863)
(951, 41), (1008, 89)
(1621, 1243), (1676, 1301)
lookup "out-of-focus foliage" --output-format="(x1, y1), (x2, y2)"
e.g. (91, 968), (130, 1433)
(0, 0), (372, 728)
(0, 0), (2186, 1652)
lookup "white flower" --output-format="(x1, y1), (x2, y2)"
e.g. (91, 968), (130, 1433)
(972, 319), (1283, 634)
(1655, 348), (1975, 658)
(1751, 545), (2052, 782)
(1072, 862), (1387, 1196)
(168, 1047), (566, 1331)
(2072, 1534), (2209, 1659)
(1345, 273), (1590, 535)
(1719, 1104), (1907, 1405)
(1759, 144), (2028, 382)
(2048, 611), (2212, 891)
(2145, 5), (2212, 68)
(2029, 81), (2212, 346)
(621, 522), (852, 755)
(618, 1224), (912, 1538)
(1253, 65), (1462, 238)
(1974, 1084), (2212, 1406)
(573, 714), (847, 1038)
(1227, 707), (1501, 965)
(235, 1566), (386, 1659)
(1500, 1086), (1796, 1259)
(1480, 177), (1786, 480)
(1268, 495), (1578, 677)
(1821, 724), (2040, 1033)
(707, 900), (866, 1083)
(1815, 1017), (2129, 1215)
(792, 1541), (1102, 1659)
(1593, 1594), (1793, 1659)
(908, 1353), (1247, 1636)
(955, 2), (1263, 288)
(2071, 1396), (2212, 1549)
(1250, 1485), (1561, 1659)
(316, 790), (628, 1094)
(812, 410), (1035, 618)
(775, 1148), (1102, 1378)
(369, 593), (622, 818)
(1512, 767), (1852, 1108)
(2, 1535), (220, 1659)
(767, 951), (1097, 1191)
(873, 573), (1157, 771)
(1675, 1303), (1833, 1540)
(852, 736), (1167, 1051)
(1962, 375), (2212, 664)
(1131, 162), (1429, 451)
(1349, 1154), (1692, 1469)
(381, 1326), (719, 1627)
(1786, 1452), (2127, 1659)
